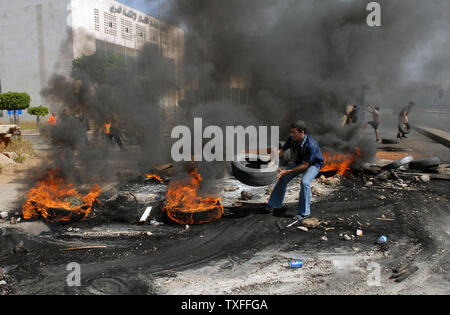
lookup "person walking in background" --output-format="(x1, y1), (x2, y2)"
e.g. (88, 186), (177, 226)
(397, 101), (415, 139)
(103, 120), (112, 143)
(110, 122), (126, 151)
(360, 104), (380, 142)
(47, 112), (57, 142)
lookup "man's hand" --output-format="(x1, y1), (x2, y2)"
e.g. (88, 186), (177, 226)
(277, 169), (289, 181)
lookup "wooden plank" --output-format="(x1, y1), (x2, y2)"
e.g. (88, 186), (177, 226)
(62, 246), (107, 251)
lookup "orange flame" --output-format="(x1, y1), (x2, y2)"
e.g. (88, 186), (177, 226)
(145, 174), (164, 182)
(22, 170), (101, 223)
(164, 168), (224, 225)
(321, 148), (361, 175)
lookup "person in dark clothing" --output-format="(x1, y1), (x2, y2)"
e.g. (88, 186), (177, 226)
(265, 120), (324, 221)
(110, 124), (126, 151)
(104, 120), (125, 151)
(360, 104), (380, 142)
(76, 110), (89, 146)
(342, 105), (359, 126)
(349, 105), (359, 123)
(397, 102), (414, 139)
(55, 109), (77, 147)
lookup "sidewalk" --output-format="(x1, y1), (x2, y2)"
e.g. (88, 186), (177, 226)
(361, 122), (450, 163)
(414, 125), (450, 149)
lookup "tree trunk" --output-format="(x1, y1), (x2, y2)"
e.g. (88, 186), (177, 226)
(13, 110), (17, 125)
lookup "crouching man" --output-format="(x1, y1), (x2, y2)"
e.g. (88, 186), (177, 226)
(265, 120), (324, 221)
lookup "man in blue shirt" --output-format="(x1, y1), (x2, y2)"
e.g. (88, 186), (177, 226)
(265, 120), (324, 221)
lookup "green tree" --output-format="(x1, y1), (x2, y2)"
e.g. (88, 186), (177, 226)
(72, 54), (127, 83)
(0, 92), (31, 124)
(27, 105), (49, 128)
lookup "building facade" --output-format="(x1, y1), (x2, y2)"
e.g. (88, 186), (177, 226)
(0, 0), (184, 122)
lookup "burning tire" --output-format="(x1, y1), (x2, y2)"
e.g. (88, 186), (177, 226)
(163, 167), (224, 225)
(169, 205), (224, 225)
(231, 153), (278, 186)
(382, 155), (414, 170)
(409, 157), (440, 170)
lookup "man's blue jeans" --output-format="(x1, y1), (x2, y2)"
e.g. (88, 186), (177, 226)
(268, 163), (321, 217)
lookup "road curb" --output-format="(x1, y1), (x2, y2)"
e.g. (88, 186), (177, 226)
(413, 125), (450, 149)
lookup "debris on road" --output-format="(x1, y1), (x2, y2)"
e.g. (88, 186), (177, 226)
(319, 175), (342, 186)
(419, 175), (430, 183)
(224, 186), (238, 192)
(62, 246), (107, 251)
(139, 206), (153, 224)
(390, 263), (419, 283)
(376, 236), (388, 244)
(302, 218), (320, 229)
(286, 220), (300, 228)
(341, 234), (352, 241)
(297, 226), (309, 232)
(311, 186), (322, 196)
(150, 220), (163, 227)
(13, 241), (26, 254)
(288, 260), (303, 268)
(240, 191), (254, 201)
(377, 217), (395, 221)
(153, 163), (173, 172)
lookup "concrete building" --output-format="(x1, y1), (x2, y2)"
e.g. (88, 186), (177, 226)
(0, 0), (184, 122)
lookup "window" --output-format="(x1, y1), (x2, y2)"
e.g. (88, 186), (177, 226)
(104, 12), (117, 36)
(136, 25), (146, 42)
(94, 9), (100, 32)
(121, 18), (133, 40)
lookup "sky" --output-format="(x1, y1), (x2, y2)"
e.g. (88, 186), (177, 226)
(117, 0), (169, 18)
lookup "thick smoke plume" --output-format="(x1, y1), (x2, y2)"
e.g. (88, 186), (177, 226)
(166, 0), (450, 155)
(39, 41), (174, 184)
(36, 0), (450, 186)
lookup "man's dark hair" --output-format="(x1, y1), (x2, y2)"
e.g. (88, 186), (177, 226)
(291, 120), (307, 134)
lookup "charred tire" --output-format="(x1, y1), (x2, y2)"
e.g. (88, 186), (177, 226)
(382, 155), (414, 170)
(231, 153), (279, 187)
(168, 206), (224, 225)
(382, 138), (400, 145)
(409, 157), (440, 170)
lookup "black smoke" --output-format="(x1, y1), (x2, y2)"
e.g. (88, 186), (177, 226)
(164, 0), (450, 157)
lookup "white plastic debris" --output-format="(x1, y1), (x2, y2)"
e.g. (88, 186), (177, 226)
(139, 207), (153, 224)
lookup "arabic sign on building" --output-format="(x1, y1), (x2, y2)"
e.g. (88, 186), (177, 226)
(109, 5), (167, 31)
